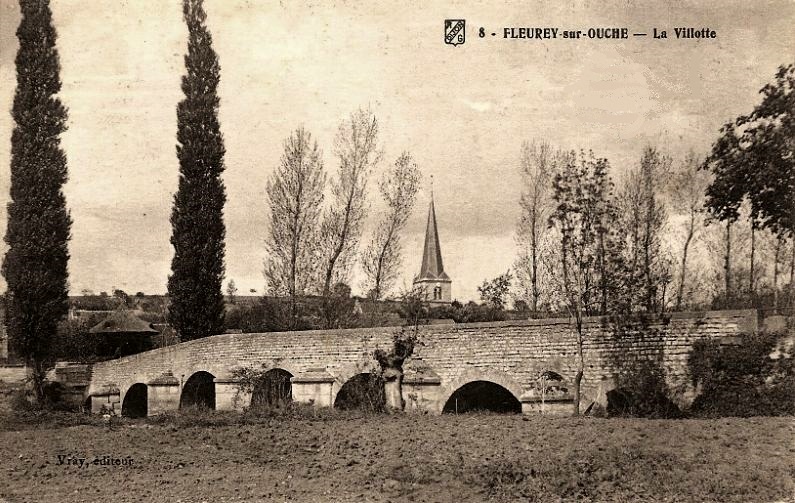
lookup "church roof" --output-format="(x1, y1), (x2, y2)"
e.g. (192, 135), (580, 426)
(417, 196), (450, 282)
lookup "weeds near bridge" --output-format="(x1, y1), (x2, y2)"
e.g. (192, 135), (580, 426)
(688, 330), (795, 417)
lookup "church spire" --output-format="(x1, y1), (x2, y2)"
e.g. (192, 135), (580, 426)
(417, 182), (450, 283)
(414, 183), (451, 303)
(419, 197), (445, 279)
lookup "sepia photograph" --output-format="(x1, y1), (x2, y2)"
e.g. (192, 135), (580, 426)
(0, 0), (793, 501)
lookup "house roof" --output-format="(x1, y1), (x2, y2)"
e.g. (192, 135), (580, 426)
(89, 310), (159, 334)
(416, 196), (450, 282)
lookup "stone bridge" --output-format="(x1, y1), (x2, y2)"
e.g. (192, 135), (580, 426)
(81, 310), (757, 417)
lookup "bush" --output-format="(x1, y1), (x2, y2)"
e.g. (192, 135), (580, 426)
(142, 402), (363, 428)
(608, 359), (683, 419)
(54, 318), (102, 363)
(8, 381), (77, 413)
(334, 373), (386, 412)
(688, 330), (794, 417)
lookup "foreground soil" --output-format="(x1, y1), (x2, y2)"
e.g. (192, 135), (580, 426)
(0, 411), (793, 503)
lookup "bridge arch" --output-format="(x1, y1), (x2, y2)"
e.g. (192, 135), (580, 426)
(121, 383), (148, 417)
(438, 369), (523, 414)
(333, 372), (386, 412)
(250, 368), (293, 408)
(443, 381), (521, 414)
(180, 371), (216, 410)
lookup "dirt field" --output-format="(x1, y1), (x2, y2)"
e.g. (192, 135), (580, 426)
(0, 411), (793, 503)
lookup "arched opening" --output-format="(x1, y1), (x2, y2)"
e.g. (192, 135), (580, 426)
(121, 383), (148, 418)
(443, 380), (521, 414)
(251, 368), (293, 409)
(334, 373), (386, 412)
(180, 371), (216, 410)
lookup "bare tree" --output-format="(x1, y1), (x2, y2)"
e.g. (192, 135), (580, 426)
(667, 152), (711, 311)
(514, 140), (563, 315)
(264, 127), (326, 329)
(319, 108), (381, 326)
(361, 152), (421, 301)
(619, 146), (671, 312)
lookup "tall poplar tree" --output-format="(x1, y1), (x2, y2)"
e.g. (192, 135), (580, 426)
(361, 152), (421, 302)
(167, 0), (227, 340)
(2, 0), (72, 404)
(318, 108), (381, 327)
(264, 128), (326, 329)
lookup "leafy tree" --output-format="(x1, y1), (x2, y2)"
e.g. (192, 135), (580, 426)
(319, 108), (381, 326)
(703, 64), (795, 304)
(323, 282), (356, 329)
(264, 127), (326, 328)
(703, 63), (794, 240)
(548, 151), (622, 415)
(2, 0), (72, 404)
(477, 271), (513, 310)
(361, 152), (421, 301)
(167, 0), (227, 341)
(113, 289), (130, 307)
(225, 279), (237, 305)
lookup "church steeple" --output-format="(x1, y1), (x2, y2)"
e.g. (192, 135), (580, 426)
(414, 182), (452, 303)
(418, 195), (449, 281)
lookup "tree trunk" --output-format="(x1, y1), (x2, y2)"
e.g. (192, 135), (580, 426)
(531, 215), (539, 315)
(573, 350), (584, 416)
(749, 220), (756, 297)
(599, 230), (607, 315)
(290, 238), (297, 330)
(724, 221), (732, 300)
(31, 359), (47, 407)
(644, 214), (653, 311)
(382, 367), (404, 411)
(789, 238), (795, 312)
(773, 236), (781, 312)
(572, 318), (584, 417)
(676, 218), (694, 311)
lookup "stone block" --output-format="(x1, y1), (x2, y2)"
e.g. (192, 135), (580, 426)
(214, 377), (250, 411)
(147, 372), (180, 416)
(291, 368), (335, 407)
(90, 386), (120, 414)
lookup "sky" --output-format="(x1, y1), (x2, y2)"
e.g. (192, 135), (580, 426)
(0, 0), (793, 301)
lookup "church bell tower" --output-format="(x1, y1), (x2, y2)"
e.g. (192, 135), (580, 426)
(413, 187), (452, 304)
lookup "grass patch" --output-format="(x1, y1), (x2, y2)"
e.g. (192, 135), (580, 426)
(1, 411), (792, 502)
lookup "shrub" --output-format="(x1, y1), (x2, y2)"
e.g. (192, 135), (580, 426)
(607, 359), (683, 419)
(688, 330), (794, 417)
(334, 373), (386, 412)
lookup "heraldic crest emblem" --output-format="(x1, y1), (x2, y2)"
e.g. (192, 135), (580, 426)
(444, 19), (466, 46)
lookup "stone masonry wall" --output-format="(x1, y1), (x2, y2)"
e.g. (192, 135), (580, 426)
(87, 309), (756, 413)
